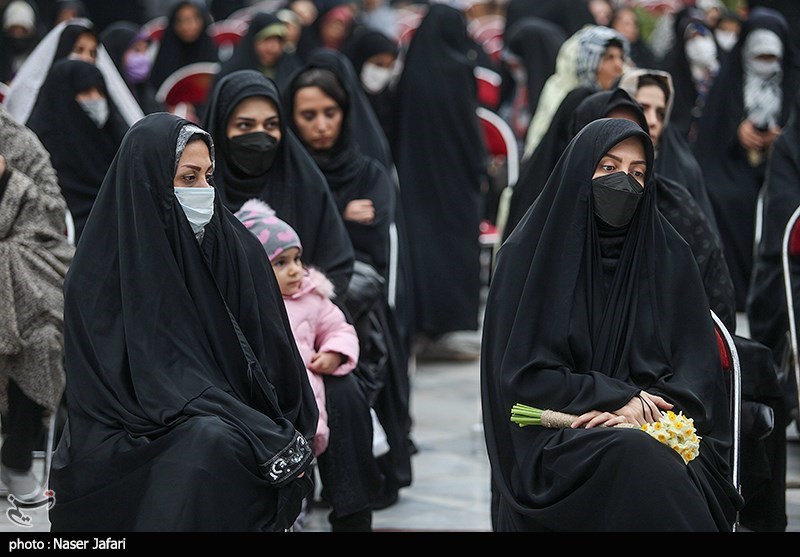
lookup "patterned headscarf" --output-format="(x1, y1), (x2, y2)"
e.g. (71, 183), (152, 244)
(575, 25), (629, 89)
(234, 198), (302, 262)
(743, 28), (783, 129)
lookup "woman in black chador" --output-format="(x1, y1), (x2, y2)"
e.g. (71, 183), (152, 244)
(481, 118), (743, 532)
(27, 58), (129, 244)
(148, 0), (219, 91)
(214, 11), (303, 93)
(48, 112), (318, 532)
(693, 7), (800, 312)
(202, 69), (354, 296)
(285, 48), (414, 508)
(391, 3), (487, 344)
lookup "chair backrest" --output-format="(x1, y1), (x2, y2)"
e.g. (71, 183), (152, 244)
(476, 107), (519, 283)
(476, 106), (519, 249)
(473, 66), (502, 111)
(781, 203), (800, 428)
(208, 18), (248, 46)
(476, 106), (519, 188)
(141, 16), (167, 43)
(155, 62), (221, 108)
(710, 309), (742, 513)
(467, 14), (505, 65)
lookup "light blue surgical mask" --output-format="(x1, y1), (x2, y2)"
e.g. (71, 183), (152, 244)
(174, 186), (215, 234)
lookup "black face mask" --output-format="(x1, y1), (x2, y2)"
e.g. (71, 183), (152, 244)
(227, 132), (279, 177)
(6, 36), (36, 54)
(592, 171), (643, 229)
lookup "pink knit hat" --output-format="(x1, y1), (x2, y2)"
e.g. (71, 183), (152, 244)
(234, 199), (302, 262)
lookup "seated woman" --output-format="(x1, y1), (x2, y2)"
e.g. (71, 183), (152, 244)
(201, 69), (354, 296)
(285, 49), (415, 508)
(2, 17), (143, 127)
(0, 105), (74, 502)
(147, 1), (218, 92)
(481, 117), (744, 531)
(214, 11), (302, 93)
(48, 112), (318, 532)
(284, 58), (394, 281)
(27, 58), (129, 244)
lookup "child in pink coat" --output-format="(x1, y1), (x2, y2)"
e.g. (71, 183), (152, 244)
(237, 199), (382, 532)
(235, 199), (359, 457)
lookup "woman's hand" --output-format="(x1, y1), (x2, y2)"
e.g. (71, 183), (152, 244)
(612, 392), (673, 426)
(570, 392), (673, 428)
(571, 410), (630, 429)
(738, 120), (781, 152)
(344, 199), (375, 224)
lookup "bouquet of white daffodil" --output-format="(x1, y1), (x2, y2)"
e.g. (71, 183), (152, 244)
(510, 404), (701, 465)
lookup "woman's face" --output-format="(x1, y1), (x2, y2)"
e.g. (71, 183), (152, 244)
(633, 84), (667, 149)
(70, 32), (98, 64)
(75, 86), (104, 102)
(592, 135), (647, 188)
(173, 139), (213, 188)
(226, 97), (282, 143)
(320, 15), (351, 47)
(255, 36), (284, 68)
(174, 4), (204, 43)
(366, 51), (396, 69)
(596, 45), (625, 91)
(612, 9), (639, 43)
(292, 85), (343, 152)
(589, 0), (613, 26)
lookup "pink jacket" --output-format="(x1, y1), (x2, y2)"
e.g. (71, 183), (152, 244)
(283, 267), (359, 457)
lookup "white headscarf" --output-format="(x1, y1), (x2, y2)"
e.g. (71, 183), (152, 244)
(743, 28), (783, 129)
(2, 18), (145, 127)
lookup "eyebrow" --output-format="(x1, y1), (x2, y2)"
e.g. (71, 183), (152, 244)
(603, 153), (646, 166)
(180, 163), (213, 172)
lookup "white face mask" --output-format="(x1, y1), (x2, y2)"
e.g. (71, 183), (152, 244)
(747, 58), (781, 79)
(685, 35), (719, 72)
(174, 186), (215, 234)
(715, 29), (738, 52)
(360, 62), (393, 94)
(78, 97), (109, 128)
